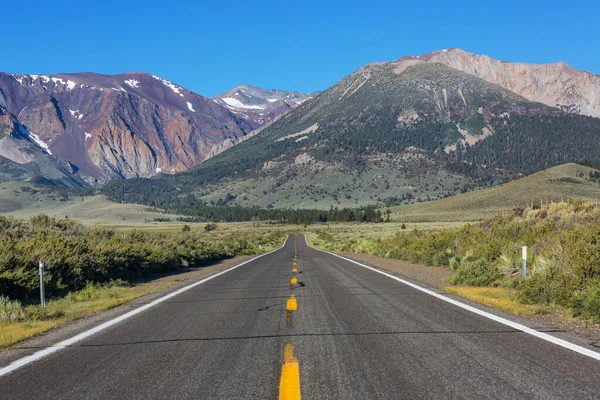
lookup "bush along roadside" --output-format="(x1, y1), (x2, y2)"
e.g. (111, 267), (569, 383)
(0, 214), (286, 302)
(310, 201), (600, 321)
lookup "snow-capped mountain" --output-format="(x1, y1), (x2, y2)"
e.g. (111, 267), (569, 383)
(213, 84), (318, 128)
(0, 73), (316, 185)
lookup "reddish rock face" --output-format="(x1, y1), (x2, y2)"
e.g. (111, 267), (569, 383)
(0, 72), (256, 184)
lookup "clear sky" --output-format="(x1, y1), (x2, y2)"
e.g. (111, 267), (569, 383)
(4, 0), (598, 97)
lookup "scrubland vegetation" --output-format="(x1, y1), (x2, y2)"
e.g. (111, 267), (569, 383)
(309, 201), (600, 321)
(0, 215), (286, 347)
(0, 214), (285, 301)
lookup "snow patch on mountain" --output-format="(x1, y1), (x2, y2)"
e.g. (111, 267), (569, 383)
(19, 125), (52, 155)
(124, 79), (140, 88)
(187, 102), (195, 112)
(221, 97), (263, 110)
(12, 75), (24, 86)
(151, 75), (185, 97)
(69, 109), (83, 119)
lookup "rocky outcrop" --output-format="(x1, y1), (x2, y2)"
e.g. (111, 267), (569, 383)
(395, 48), (600, 118)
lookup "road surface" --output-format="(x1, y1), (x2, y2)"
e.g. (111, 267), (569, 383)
(1, 234), (599, 399)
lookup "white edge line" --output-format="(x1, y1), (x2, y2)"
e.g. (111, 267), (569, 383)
(0, 235), (291, 378)
(304, 234), (600, 362)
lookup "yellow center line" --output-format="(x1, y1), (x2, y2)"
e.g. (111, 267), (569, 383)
(279, 344), (301, 400)
(286, 294), (297, 311)
(290, 276), (298, 285)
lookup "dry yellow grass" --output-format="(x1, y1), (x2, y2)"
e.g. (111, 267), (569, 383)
(442, 286), (540, 316)
(0, 278), (181, 349)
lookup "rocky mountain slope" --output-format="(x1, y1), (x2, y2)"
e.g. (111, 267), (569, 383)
(401, 48), (600, 117)
(0, 73), (314, 186)
(104, 60), (600, 210)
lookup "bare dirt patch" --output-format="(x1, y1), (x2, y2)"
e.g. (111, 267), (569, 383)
(338, 252), (452, 288)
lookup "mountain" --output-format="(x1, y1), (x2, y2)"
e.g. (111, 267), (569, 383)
(0, 73), (315, 186)
(400, 48), (600, 118)
(213, 84), (317, 128)
(0, 72), (257, 185)
(104, 59), (591, 211)
(103, 56), (600, 212)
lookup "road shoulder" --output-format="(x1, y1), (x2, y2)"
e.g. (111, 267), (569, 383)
(0, 255), (253, 369)
(336, 251), (600, 345)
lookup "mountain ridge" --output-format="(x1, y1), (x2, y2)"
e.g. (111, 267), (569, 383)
(0, 72), (314, 185)
(396, 48), (600, 117)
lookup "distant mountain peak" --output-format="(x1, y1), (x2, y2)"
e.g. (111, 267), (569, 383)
(213, 85), (317, 128)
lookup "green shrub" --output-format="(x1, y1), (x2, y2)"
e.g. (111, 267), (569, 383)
(451, 258), (502, 286)
(569, 281), (600, 321)
(204, 223), (218, 232)
(518, 265), (580, 307)
(0, 215), (285, 301)
(0, 295), (24, 322)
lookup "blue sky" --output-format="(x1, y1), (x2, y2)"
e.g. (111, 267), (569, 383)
(4, 0), (598, 97)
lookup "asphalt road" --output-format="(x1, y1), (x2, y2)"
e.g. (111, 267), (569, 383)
(1, 234), (599, 399)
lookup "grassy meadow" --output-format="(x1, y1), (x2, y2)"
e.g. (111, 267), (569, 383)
(0, 181), (195, 228)
(386, 163), (600, 222)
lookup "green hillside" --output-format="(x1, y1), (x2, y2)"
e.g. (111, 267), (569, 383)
(0, 181), (180, 226)
(388, 163), (600, 222)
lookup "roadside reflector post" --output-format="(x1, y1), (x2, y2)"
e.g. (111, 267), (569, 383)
(39, 260), (46, 307)
(522, 246), (527, 278)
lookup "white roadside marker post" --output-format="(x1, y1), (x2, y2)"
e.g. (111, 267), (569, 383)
(522, 246), (527, 278)
(39, 260), (46, 307)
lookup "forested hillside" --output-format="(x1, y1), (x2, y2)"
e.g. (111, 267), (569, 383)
(101, 62), (600, 212)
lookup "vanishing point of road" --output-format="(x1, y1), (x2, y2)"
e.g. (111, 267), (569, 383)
(1, 234), (599, 399)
